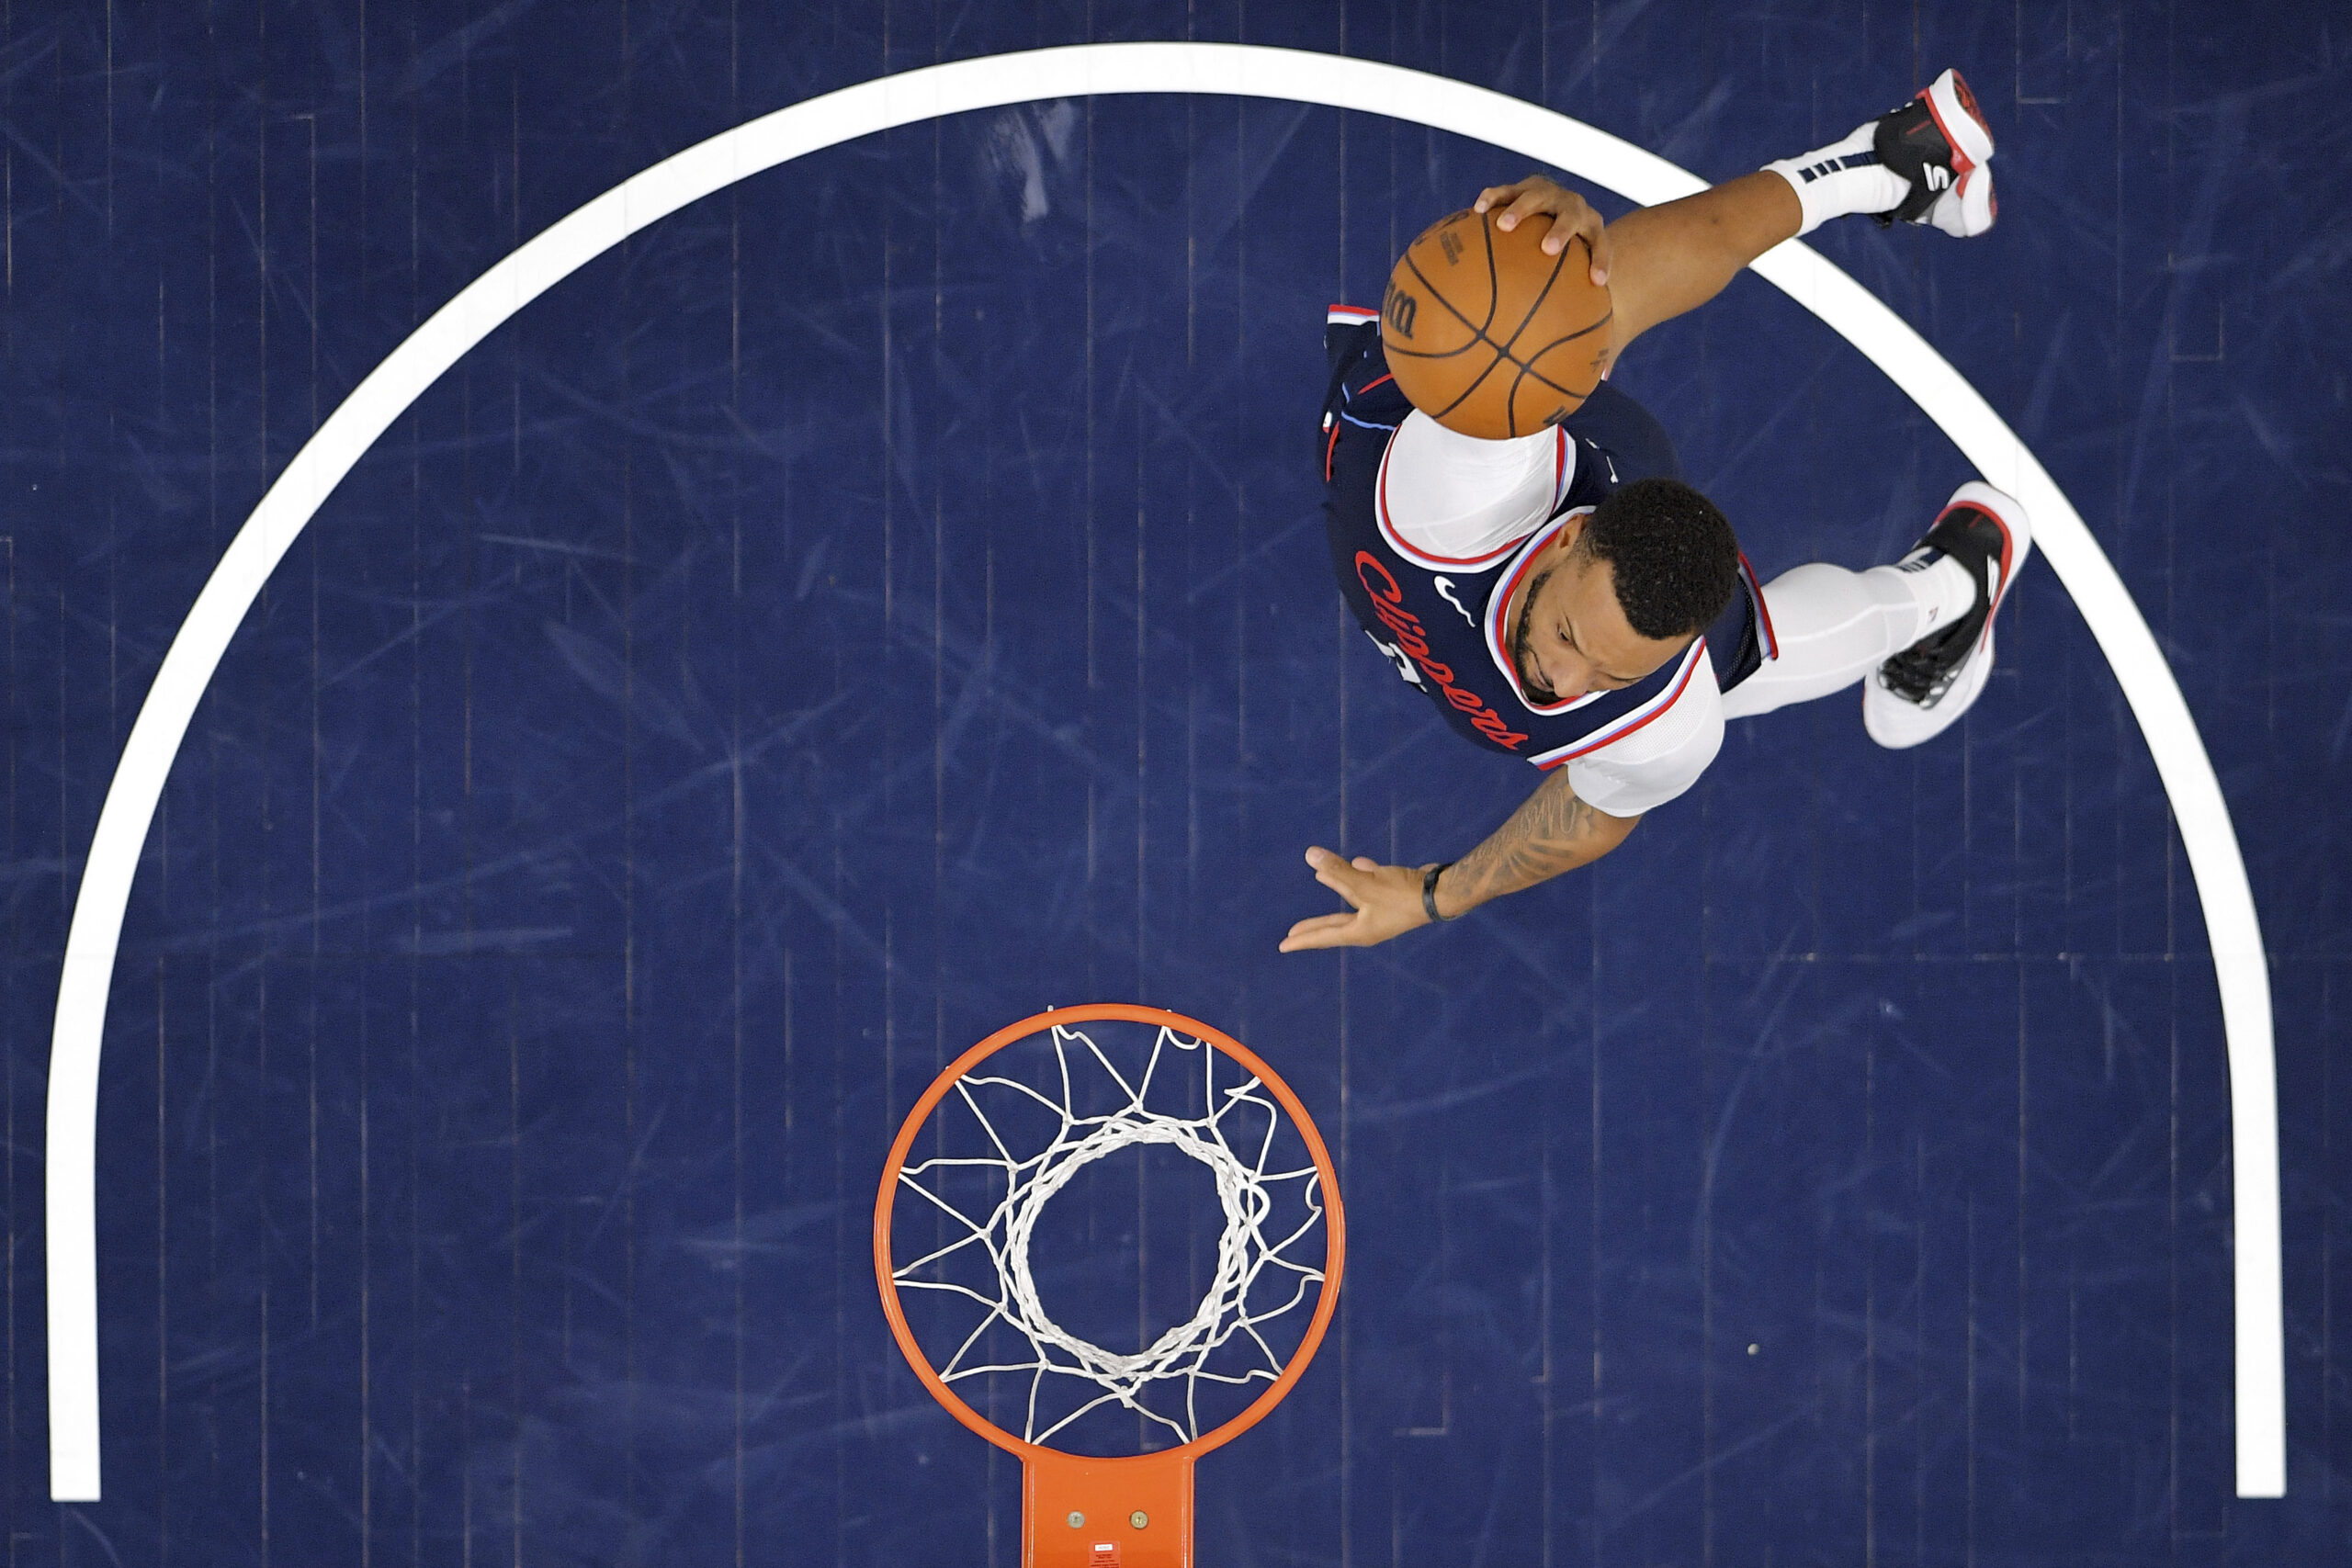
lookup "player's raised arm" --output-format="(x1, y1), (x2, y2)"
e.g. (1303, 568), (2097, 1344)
(1300, 71), (2017, 956)
(1277, 770), (1639, 953)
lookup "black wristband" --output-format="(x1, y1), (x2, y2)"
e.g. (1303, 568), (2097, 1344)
(1422, 862), (1458, 923)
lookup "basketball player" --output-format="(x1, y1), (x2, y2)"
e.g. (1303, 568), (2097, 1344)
(1283, 70), (2029, 952)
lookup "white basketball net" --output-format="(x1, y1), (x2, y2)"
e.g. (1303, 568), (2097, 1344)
(889, 1023), (1330, 1448)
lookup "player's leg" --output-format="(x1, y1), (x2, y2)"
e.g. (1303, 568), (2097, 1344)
(1721, 482), (2032, 747)
(1604, 69), (1997, 364)
(1717, 557), (1967, 718)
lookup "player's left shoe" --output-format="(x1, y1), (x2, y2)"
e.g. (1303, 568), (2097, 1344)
(1862, 481), (2033, 750)
(1871, 68), (1996, 238)
(1765, 67), (1996, 238)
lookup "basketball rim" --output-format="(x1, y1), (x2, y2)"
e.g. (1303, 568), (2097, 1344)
(873, 1002), (1347, 1567)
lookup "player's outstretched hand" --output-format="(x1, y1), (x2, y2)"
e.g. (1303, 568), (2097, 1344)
(1279, 845), (1439, 952)
(1474, 175), (1611, 285)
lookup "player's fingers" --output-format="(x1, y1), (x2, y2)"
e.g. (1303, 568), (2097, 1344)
(1310, 863), (1365, 907)
(1472, 180), (1527, 214)
(1278, 912), (1364, 952)
(1281, 910), (1360, 943)
(1351, 855), (1382, 872)
(1584, 219), (1614, 286)
(1302, 846), (1367, 907)
(1493, 188), (1554, 233)
(1537, 196), (1601, 258)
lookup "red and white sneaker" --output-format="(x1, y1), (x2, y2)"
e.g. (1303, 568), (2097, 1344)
(1872, 68), (1996, 238)
(1862, 481), (2033, 750)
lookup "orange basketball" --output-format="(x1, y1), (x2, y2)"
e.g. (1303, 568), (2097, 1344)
(1380, 208), (1614, 439)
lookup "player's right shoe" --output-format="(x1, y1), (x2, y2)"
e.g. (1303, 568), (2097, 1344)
(1862, 481), (2033, 750)
(1871, 68), (1996, 238)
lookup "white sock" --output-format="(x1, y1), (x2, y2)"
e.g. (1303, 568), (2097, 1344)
(1764, 121), (1909, 236)
(1718, 555), (1978, 721)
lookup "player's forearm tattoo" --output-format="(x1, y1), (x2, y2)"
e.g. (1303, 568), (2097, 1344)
(1441, 769), (1634, 914)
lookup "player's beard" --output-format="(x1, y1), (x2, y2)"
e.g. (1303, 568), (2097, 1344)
(1510, 566), (1557, 704)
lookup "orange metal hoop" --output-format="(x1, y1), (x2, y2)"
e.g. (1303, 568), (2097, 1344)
(875, 1004), (1346, 1567)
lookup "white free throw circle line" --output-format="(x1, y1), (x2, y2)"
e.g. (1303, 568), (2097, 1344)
(43, 41), (2282, 1502)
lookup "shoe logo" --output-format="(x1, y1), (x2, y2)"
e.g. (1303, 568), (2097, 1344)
(1925, 165), (1952, 191)
(1433, 576), (1478, 626)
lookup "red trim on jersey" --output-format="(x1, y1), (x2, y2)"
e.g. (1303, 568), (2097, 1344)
(1530, 638), (1707, 769)
(1360, 372), (1395, 394)
(1324, 419), (1340, 483)
(1739, 551), (1778, 660)
(1483, 516), (1593, 712)
(1328, 303), (1379, 320)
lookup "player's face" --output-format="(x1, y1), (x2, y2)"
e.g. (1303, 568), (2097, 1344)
(1510, 537), (1692, 705)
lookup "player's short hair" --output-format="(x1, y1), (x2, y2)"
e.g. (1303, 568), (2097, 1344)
(1576, 478), (1741, 639)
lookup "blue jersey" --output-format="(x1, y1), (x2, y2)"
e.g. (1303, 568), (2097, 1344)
(1319, 307), (1773, 768)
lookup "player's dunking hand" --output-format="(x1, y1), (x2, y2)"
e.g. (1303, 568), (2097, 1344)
(1277, 847), (1438, 952)
(1475, 175), (1612, 285)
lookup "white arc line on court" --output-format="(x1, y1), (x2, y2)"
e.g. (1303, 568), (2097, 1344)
(43, 41), (2282, 1503)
